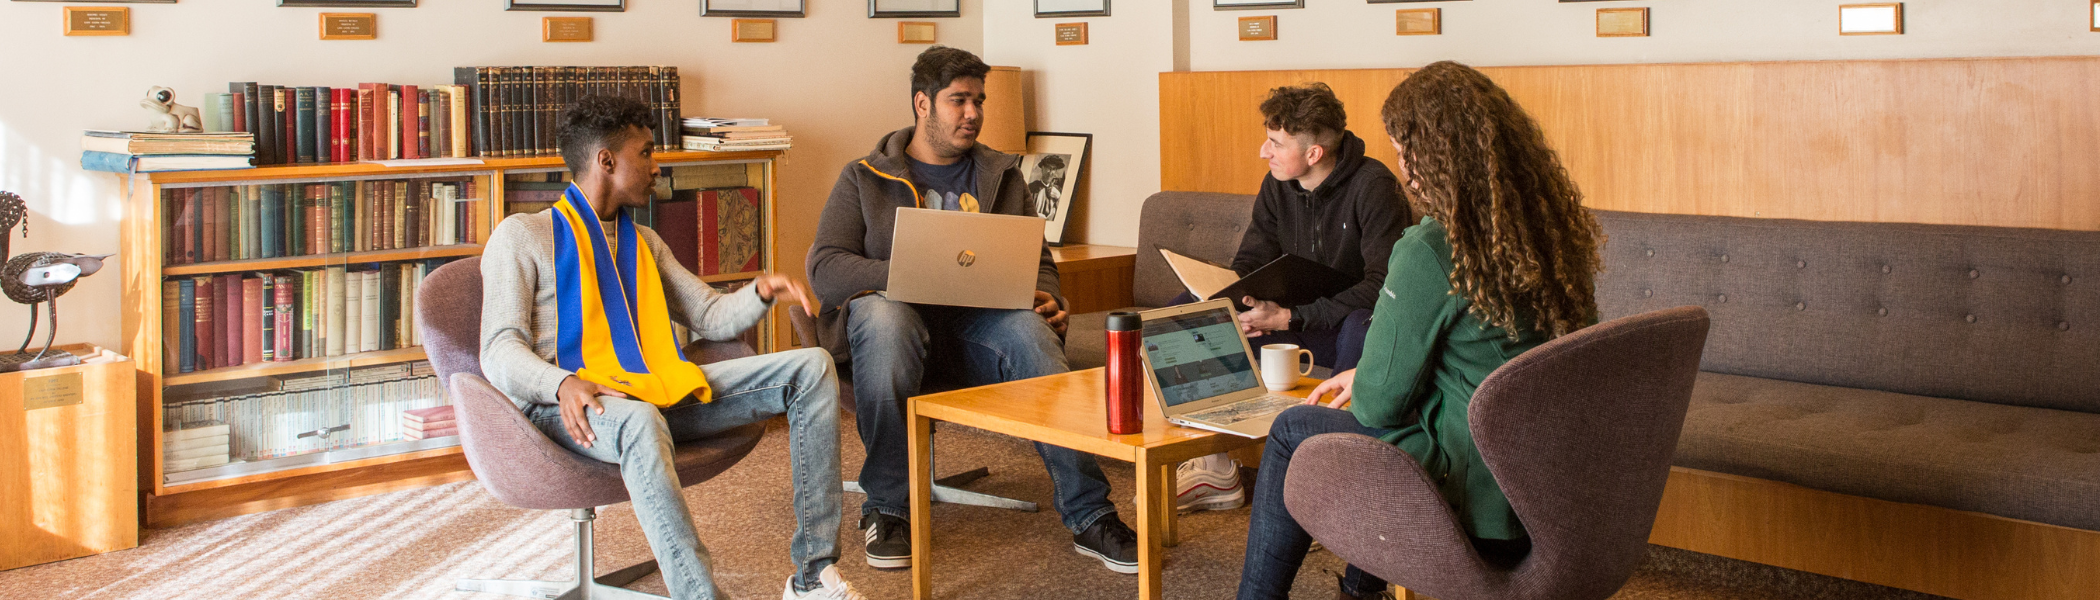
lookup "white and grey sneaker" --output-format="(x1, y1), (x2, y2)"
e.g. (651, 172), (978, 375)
(782, 565), (865, 600)
(1175, 453), (1246, 512)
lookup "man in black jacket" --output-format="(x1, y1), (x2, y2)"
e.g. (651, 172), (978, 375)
(806, 46), (1136, 575)
(1175, 82), (1410, 513)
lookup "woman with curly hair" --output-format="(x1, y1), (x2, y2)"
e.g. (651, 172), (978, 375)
(1236, 61), (1605, 600)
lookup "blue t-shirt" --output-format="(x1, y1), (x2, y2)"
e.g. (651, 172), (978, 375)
(908, 154), (980, 212)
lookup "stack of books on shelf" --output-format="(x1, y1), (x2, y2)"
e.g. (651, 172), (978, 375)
(401, 405), (457, 440)
(454, 66), (683, 158)
(163, 422), (232, 472)
(161, 259), (454, 374)
(215, 82), (475, 166)
(162, 361), (447, 474)
(80, 130), (255, 173)
(162, 178), (483, 267)
(681, 118), (791, 152)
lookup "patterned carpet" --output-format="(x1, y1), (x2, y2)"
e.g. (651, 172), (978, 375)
(0, 415), (1946, 599)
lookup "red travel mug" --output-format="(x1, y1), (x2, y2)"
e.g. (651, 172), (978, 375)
(1105, 312), (1144, 434)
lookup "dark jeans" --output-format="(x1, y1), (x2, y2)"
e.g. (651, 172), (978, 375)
(1167, 292), (1373, 372)
(1237, 405), (1397, 600)
(846, 294), (1118, 534)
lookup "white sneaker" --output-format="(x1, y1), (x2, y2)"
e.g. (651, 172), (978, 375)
(1175, 453), (1245, 512)
(783, 565), (865, 600)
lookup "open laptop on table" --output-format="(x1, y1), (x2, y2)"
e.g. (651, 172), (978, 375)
(885, 207), (1045, 311)
(1136, 299), (1305, 438)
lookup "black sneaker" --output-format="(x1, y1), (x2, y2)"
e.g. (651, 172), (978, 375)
(860, 513), (911, 569)
(1072, 517), (1138, 574)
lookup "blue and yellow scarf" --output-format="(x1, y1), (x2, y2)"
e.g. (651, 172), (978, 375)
(551, 185), (711, 407)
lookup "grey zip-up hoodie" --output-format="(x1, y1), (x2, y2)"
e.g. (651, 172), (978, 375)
(805, 126), (1062, 362)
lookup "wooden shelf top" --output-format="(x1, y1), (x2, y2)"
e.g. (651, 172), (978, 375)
(162, 245), (483, 277)
(142, 150), (783, 185)
(162, 347), (427, 387)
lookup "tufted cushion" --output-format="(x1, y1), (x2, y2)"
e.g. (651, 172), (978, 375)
(1676, 372), (2100, 530)
(1594, 210), (2100, 414)
(1133, 192), (1257, 308)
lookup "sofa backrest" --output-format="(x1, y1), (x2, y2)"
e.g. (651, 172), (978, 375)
(1134, 191), (1258, 307)
(1594, 210), (2100, 414)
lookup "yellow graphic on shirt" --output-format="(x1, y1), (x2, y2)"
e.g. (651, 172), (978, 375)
(959, 193), (979, 213)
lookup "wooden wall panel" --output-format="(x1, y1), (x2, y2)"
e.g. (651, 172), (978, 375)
(1161, 57), (2100, 232)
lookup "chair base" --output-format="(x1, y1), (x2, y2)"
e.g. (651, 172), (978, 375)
(845, 467), (1040, 512)
(457, 508), (669, 600)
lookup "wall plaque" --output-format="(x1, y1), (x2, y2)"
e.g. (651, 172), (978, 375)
(23, 372), (83, 411)
(543, 16), (592, 41)
(1055, 21), (1088, 45)
(732, 18), (776, 42)
(1596, 7), (1648, 37)
(319, 12), (377, 40)
(1839, 3), (1903, 35)
(1238, 15), (1276, 41)
(63, 6), (129, 36)
(1395, 8), (1438, 36)
(898, 21), (936, 44)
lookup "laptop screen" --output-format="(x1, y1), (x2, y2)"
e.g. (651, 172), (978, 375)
(1141, 308), (1259, 407)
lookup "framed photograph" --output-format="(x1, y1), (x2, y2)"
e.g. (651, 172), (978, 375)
(16, 0), (170, 4)
(1369, 0), (1464, 2)
(279, 0), (413, 7)
(701, 0), (803, 18)
(1024, 132), (1091, 246)
(509, 0), (622, 12)
(1036, 0), (1107, 18)
(870, 0), (959, 18)
(1214, 0), (1300, 10)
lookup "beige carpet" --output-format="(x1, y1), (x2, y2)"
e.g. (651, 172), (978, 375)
(0, 414), (1947, 600)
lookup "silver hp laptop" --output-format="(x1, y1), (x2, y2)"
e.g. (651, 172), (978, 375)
(886, 207), (1045, 310)
(1138, 299), (1305, 438)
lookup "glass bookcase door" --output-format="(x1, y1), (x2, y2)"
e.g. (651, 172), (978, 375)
(158, 172), (493, 486)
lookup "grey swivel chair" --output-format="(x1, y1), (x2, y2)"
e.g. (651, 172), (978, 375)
(420, 257), (770, 600)
(1284, 306), (1711, 600)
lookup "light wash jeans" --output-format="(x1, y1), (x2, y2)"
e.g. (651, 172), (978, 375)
(526, 347), (843, 600)
(845, 294), (1118, 534)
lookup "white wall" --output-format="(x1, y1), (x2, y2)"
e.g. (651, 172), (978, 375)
(988, 0), (2100, 250)
(1186, 0), (2100, 70)
(0, 0), (980, 352)
(983, 1), (1181, 247)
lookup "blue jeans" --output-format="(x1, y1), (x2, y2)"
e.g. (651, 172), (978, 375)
(1167, 292), (1373, 372)
(527, 347), (843, 600)
(1237, 405), (1395, 600)
(846, 294), (1118, 534)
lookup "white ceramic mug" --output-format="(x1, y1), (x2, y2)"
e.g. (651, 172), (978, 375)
(1260, 344), (1314, 392)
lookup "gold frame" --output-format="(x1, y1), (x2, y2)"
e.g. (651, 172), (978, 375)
(542, 16), (593, 42)
(1055, 22), (1089, 45)
(731, 18), (776, 42)
(1595, 7), (1649, 38)
(62, 6), (129, 37)
(1838, 3), (1904, 36)
(1395, 8), (1438, 36)
(318, 13), (377, 40)
(1238, 15), (1277, 41)
(897, 21), (936, 44)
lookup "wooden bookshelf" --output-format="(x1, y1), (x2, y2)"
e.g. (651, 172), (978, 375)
(121, 151), (782, 528)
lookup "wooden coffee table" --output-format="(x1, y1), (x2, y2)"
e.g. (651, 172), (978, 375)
(906, 367), (1314, 600)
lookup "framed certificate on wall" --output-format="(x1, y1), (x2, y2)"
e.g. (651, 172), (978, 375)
(701, 0), (803, 17)
(1214, 0), (1301, 9)
(1036, 0), (1108, 18)
(870, 0), (959, 18)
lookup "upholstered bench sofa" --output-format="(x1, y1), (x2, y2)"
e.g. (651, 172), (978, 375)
(1067, 191), (2100, 599)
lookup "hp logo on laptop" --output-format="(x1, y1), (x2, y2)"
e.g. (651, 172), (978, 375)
(956, 250), (976, 267)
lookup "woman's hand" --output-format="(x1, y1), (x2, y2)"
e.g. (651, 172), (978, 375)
(1304, 368), (1356, 409)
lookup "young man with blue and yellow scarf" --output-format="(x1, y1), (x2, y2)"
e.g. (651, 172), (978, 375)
(480, 96), (864, 600)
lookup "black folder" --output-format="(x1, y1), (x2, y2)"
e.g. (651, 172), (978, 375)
(1209, 254), (1356, 311)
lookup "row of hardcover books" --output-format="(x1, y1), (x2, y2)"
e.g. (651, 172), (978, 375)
(162, 260), (452, 374)
(453, 66), (683, 158)
(163, 362), (445, 472)
(164, 179), (482, 266)
(223, 82), (473, 166)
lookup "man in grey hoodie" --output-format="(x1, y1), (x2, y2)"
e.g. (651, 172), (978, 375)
(806, 46), (1137, 574)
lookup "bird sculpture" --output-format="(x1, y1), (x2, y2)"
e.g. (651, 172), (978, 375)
(0, 191), (110, 372)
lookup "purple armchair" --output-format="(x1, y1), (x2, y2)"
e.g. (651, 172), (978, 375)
(1284, 306), (1711, 600)
(418, 257), (768, 600)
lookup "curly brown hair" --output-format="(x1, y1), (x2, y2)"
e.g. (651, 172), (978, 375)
(1379, 61), (1603, 340)
(1260, 82), (1346, 151)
